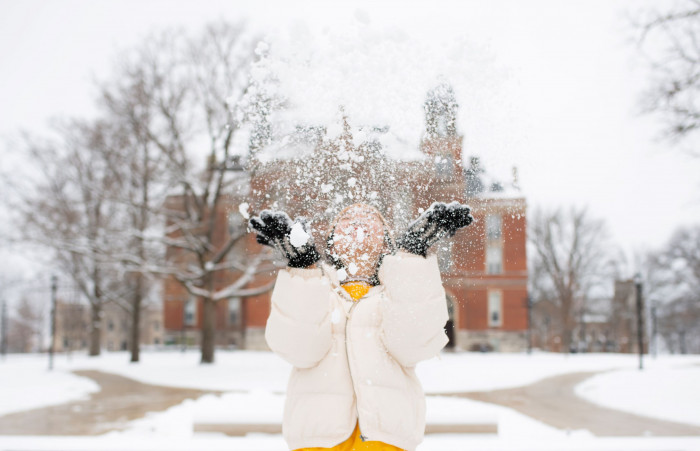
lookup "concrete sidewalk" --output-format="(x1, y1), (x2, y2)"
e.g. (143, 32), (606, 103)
(439, 370), (700, 437)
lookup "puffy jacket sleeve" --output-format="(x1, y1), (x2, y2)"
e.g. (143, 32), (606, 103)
(264, 265), (333, 369)
(377, 250), (449, 367)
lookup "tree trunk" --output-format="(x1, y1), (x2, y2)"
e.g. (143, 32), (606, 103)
(89, 303), (101, 356)
(130, 274), (142, 362)
(560, 302), (573, 354)
(201, 297), (216, 363)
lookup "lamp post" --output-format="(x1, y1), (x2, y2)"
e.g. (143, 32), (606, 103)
(49, 275), (57, 371)
(651, 301), (658, 359)
(526, 295), (533, 354)
(1, 299), (7, 358)
(633, 273), (644, 370)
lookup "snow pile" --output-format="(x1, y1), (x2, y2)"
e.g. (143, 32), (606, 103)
(191, 391), (284, 424)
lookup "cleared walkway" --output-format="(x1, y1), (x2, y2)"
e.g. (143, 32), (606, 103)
(440, 370), (700, 437)
(0, 370), (220, 435)
(1, 368), (697, 438)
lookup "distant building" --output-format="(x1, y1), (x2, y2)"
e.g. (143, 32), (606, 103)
(163, 83), (529, 352)
(54, 300), (163, 353)
(531, 280), (648, 353)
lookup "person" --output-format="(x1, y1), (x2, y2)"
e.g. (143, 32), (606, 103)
(248, 201), (473, 451)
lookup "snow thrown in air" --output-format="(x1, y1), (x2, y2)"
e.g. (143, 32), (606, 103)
(253, 17), (508, 162)
(289, 222), (310, 247)
(336, 267), (348, 281)
(238, 202), (250, 219)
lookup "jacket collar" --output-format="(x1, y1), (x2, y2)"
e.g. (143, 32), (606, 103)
(320, 260), (385, 305)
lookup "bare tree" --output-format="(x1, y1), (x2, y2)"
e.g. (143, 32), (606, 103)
(631, 0), (700, 154)
(644, 225), (700, 353)
(8, 117), (127, 356)
(7, 296), (45, 353)
(529, 205), (613, 353)
(98, 20), (277, 363)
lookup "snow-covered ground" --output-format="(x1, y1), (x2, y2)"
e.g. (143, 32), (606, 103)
(1, 350), (700, 451)
(575, 363), (700, 427)
(0, 354), (100, 416)
(9, 348), (696, 393)
(3, 435), (700, 451)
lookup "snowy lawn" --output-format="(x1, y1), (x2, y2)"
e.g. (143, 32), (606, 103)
(575, 363), (700, 427)
(9, 348), (698, 394)
(2, 350), (700, 420)
(0, 354), (100, 416)
(2, 349), (700, 451)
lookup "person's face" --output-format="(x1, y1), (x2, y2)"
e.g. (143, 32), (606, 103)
(331, 206), (386, 268)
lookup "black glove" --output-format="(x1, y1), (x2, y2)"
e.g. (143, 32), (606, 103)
(396, 201), (474, 258)
(247, 209), (321, 268)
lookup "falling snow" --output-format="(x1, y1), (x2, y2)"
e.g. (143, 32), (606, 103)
(238, 202), (250, 219)
(337, 267), (348, 280)
(289, 222), (310, 248)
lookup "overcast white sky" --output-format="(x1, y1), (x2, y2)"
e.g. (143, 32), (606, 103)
(1, 0), (699, 288)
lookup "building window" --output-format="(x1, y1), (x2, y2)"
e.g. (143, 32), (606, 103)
(446, 295), (455, 321)
(435, 154), (454, 181)
(488, 290), (503, 327)
(393, 191), (413, 232)
(486, 242), (503, 274)
(438, 238), (453, 272)
(228, 210), (247, 238)
(184, 297), (196, 326)
(228, 297), (241, 327)
(272, 185), (288, 211)
(486, 213), (503, 274)
(486, 214), (501, 239)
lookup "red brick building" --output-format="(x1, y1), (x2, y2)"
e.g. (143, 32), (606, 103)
(163, 84), (529, 352)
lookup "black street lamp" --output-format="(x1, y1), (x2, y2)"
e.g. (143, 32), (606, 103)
(1, 300), (7, 358)
(526, 295), (533, 354)
(651, 302), (658, 358)
(633, 273), (644, 370)
(49, 275), (57, 371)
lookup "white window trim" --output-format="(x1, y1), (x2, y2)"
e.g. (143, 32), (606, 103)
(486, 214), (502, 240)
(228, 297), (241, 326)
(486, 242), (503, 275)
(488, 289), (503, 328)
(438, 238), (453, 272)
(184, 297), (197, 326)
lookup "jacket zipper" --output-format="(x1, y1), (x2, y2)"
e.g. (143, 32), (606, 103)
(345, 300), (369, 441)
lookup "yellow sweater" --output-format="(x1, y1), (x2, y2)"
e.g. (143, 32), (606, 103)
(293, 281), (405, 451)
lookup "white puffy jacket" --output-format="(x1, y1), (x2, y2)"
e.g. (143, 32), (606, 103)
(265, 250), (449, 451)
